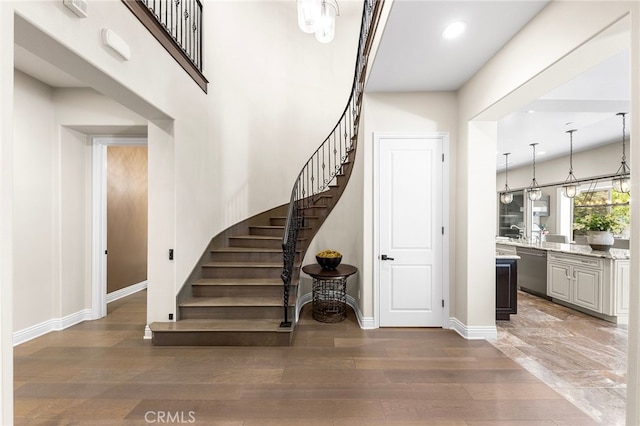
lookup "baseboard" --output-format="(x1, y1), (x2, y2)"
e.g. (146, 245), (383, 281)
(14, 283), (149, 346)
(296, 292), (313, 322)
(449, 317), (497, 340)
(106, 280), (148, 304)
(13, 309), (93, 346)
(296, 292), (376, 329)
(144, 324), (152, 340)
(345, 294), (376, 329)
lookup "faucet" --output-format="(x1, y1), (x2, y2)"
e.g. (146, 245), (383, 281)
(510, 224), (526, 239)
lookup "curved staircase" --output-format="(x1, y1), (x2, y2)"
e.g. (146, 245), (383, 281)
(149, 0), (382, 346)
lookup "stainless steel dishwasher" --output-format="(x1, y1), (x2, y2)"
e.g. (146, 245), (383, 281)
(516, 247), (549, 299)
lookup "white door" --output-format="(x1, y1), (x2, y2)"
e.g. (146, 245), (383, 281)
(378, 136), (444, 327)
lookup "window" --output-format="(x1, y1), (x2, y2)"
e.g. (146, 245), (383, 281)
(573, 185), (630, 237)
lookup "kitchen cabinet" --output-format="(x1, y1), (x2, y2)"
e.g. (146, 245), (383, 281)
(547, 252), (628, 323)
(496, 258), (517, 320)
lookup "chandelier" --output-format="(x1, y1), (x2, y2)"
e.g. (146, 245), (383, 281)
(297, 0), (340, 43)
(612, 112), (630, 193)
(562, 129), (578, 198)
(500, 153), (513, 204)
(527, 143), (542, 201)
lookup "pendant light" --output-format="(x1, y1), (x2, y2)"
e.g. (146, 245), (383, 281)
(528, 143), (542, 201)
(562, 129), (578, 198)
(315, 0), (339, 43)
(500, 153), (513, 204)
(612, 112), (630, 193)
(297, 0), (321, 34)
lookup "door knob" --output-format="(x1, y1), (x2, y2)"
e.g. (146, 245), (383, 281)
(381, 254), (395, 261)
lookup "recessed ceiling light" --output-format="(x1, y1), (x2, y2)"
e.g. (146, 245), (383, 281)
(442, 21), (467, 40)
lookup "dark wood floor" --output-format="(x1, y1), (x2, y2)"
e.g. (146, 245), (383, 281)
(14, 290), (597, 425)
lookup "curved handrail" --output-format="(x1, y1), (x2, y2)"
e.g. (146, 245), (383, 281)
(280, 0), (383, 327)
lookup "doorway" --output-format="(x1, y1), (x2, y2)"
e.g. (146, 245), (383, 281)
(92, 137), (148, 319)
(374, 133), (449, 327)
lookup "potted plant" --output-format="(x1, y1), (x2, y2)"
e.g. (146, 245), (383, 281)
(573, 213), (624, 251)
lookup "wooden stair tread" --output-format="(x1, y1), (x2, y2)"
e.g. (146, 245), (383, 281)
(181, 296), (284, 307)
(230, 235), (281, 240)
(210, 247), (300, 254)
(203, 261), (287, 268)
(230, 235), (307, 240)
(250, 226), (285, 229)
(271, 216), (319, 220)
(150, 319), (286, 332)
(193, 278), (296, 286)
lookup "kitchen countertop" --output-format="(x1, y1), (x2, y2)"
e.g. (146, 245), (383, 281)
(496, 254), (521, 260)
(496, 238), (630, 260)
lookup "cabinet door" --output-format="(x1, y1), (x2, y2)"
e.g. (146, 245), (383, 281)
(616, 261), (630, 316)
(572, 267), (601, 312)
(548, 262), (571, 301)
(496, 260), (517, 320)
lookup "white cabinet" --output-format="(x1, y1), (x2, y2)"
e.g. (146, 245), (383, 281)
(548, 261), (571, 300)
(547, 252), (628, 323)
(572, 267), (602, 312)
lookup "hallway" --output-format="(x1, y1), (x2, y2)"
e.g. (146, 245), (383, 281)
(14, 290), (596, 424)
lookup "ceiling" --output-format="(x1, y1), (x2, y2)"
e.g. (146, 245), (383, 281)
(365, 0), (630, 171)
(497, 50), (630, 171)
(366, 0), (550, 92)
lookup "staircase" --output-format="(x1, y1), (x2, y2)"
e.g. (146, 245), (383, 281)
(149, 0), (382, 346)
(150, 158), (353, 346)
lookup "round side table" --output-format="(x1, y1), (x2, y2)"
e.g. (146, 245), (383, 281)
(302, 264), (358, 323)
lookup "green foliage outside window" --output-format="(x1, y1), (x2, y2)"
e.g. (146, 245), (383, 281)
(573, 188), (630, 236)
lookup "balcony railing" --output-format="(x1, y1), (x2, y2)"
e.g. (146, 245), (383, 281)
(123, 0), (208, 92)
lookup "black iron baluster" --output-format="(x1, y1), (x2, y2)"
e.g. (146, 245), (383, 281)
(281, 0), (381, 330)
(164, 0), (168, 32)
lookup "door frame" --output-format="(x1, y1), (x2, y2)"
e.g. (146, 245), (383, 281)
(91, 136), (148, 320)
(373, 132), (450, 328)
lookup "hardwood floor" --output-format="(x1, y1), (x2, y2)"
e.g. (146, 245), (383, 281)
(491, 290), (627, 425)
(14, 290), (598, 425)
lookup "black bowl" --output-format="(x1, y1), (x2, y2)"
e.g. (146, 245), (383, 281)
(316, 255), (342, 270)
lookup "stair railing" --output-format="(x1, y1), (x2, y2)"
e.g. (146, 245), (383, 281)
(280, 0), (383, 328)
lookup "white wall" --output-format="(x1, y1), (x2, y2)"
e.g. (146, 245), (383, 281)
(13, 71), (56, 331)
(207, 1), (362, 228)
(0, 4), (14, 422)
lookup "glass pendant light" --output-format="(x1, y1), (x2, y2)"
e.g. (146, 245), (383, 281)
(612, 112), (631, 193)
(500, 153), (513, 204)
(297, 0), (321, 33)
(562, 129), (578, 198)
(315, 0), (339, 43)
(528, 143), (542, 201)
